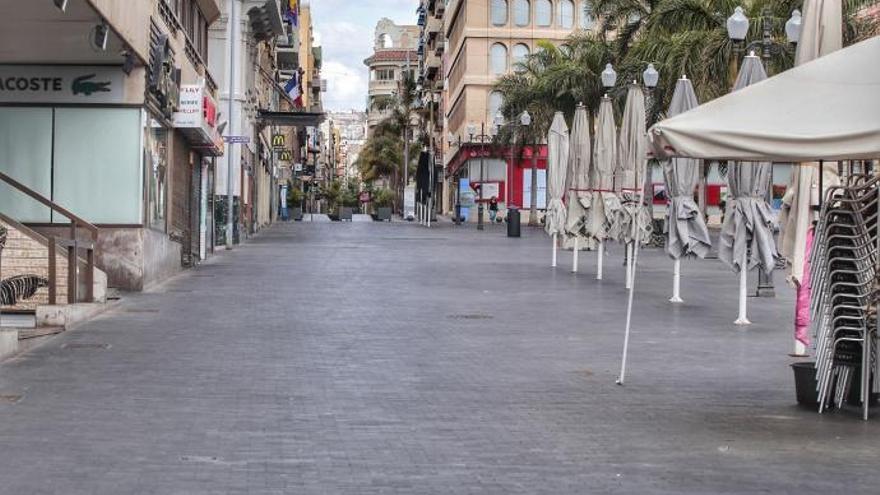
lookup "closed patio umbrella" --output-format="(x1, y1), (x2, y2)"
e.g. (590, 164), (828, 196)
(720, 54), (776, 325)
(565, 104), (593, 272)
(591, 96), (620, 280)
(777, 0), (842, 355)
(616, 84), (651, 289)
(545, 111), (570, 267)
(663, 77), (711, 303)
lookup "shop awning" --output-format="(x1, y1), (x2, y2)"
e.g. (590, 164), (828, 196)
(257, 110), (325, 128)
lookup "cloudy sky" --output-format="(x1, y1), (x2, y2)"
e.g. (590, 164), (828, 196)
(310, 0), (417, 112)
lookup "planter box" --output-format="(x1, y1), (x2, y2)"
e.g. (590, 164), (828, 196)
(377, 207), (392, 222)
(340, 207), (353, 221)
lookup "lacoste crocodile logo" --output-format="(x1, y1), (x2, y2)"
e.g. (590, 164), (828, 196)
(71, 74), (111, 96)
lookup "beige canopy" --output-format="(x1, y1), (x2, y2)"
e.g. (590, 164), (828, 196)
(648, 36), (880, 162)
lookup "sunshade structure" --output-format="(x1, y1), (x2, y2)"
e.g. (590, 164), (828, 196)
(564, 104), (593, 272)
(717, 54), (775, 325)
(545, 112), (570, 267)
(618, 36), (880, 386)
(616, 85), (651, 288)
(662, 77), (711, 303)
(591, 96), (620, 280)
(777, 0), (842, 354)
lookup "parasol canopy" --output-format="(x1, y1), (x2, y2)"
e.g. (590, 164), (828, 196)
(615, 84), (651, 245)
(545, 112), (570, 237)
(564, 104), (593, 248)
(590, 97), (620, 242)
(663, 77), (711, 259)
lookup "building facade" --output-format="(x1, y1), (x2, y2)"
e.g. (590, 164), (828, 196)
(441, 0), (597, 218)
(364, 18), (420, 134)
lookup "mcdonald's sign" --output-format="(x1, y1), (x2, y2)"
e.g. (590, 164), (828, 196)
(271, 133), (286, 150)
(278, 150), (293, 161)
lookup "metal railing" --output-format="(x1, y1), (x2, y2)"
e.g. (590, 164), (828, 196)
(0, 171), (98, 305)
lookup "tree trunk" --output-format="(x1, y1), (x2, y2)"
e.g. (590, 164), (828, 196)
(529, 143), (539, 226)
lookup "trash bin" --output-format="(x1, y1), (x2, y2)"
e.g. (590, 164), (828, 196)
(791, 362), (819, 407)
(507, 208), (520, 238)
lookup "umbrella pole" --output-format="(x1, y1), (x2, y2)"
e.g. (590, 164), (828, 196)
(735, 252), (751, 325)
(572, 237), (579, 273)
(625, 243), (633, 289)
(552, 233), (558, 267)
(617, 201), (647, 386)
(670, 259), (683, 303)
(597, 241), (604, 280)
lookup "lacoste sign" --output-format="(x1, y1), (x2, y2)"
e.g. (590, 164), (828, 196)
(0, 65), (124, 104)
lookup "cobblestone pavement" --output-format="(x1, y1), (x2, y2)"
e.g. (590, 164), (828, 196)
(1, 222), (879, 494)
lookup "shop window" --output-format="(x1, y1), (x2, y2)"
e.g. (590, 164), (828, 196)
(536, 0), (552, 26)
(52, 108), (142, 224)
(490, 43), (508, 75)
(491, 0), (508, 26)
(0, 108), (52, 222)
(514, 0), (530, 26)
(558, 0), (574, 28)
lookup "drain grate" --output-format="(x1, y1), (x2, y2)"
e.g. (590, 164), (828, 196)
(0, 394), (22, 403)
(63, 343), (110, 350)
(166, 289), (193, 293)
(124, 309), (160, 314)
(447, 313), (493, 320)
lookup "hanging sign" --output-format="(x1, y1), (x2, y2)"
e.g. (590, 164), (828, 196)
(272, 134), (286, 150)
(278, 150), (292, 161)
(0, 65), (125, 104)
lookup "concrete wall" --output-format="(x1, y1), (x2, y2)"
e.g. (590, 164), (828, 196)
(143, 228), (183, 290)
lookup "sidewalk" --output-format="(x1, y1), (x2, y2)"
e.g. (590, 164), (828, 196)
(0, 221), (877, 494)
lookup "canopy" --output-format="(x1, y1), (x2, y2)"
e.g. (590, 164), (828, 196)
(663, 78), (711, 259)
(648, 36), (880, 162)
(590, 97), (620, 242)
(777, 0), (843, 285)
(564, 104), (593, 248)
(718, 55), (776, 274)
(615, 85), (651, 245)
(544, 112), (569, 236)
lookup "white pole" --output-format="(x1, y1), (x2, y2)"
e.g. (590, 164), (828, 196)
(597, 241), (604, 280)
(617, 194), (648, 386)
(625, 243), (633, 289)
(735, 252), (751, 325)
(670, 259), (683, 303)
(552, 233), (558, 267)
(427, 198), (431, 227)
(572, 237), (579, 273)
(225, 0), (238, 250)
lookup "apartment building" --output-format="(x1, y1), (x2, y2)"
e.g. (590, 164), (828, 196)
(442, 0), (596, 217)
(417, 0), (447, 215)
(364, 18), (420, 134)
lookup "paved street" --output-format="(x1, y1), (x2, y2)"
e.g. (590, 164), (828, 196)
(1, 221), (879, 494)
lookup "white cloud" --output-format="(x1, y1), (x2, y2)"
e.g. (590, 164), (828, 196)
(321, 60), (367, 111)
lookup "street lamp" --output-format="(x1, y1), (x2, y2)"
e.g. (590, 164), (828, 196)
(467, 122), (491, 231)
(601, 63), (617, 90)
(785, 9), (802, 45)
(642, 63), (659, 91)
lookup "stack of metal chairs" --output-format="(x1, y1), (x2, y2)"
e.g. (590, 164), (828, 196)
(810, 173), (879, 420)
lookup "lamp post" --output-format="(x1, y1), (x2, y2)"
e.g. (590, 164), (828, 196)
(642, 63), (660, 223)
(468, 122), (492, 231)
(448, 132), (462, 225)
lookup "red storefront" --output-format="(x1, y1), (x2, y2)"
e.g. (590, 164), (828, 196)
(446, 143), (547, 209)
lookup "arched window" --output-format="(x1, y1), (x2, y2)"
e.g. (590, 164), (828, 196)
(379, 33), (392, 48)
(490, 43), (508, 75)
(557, 0), (574, 28)
(488, 91), (504, 123)
(514, 0), (530, 26)
(579, 2), (595, 30)
(491, 0), (508, 26)
(512, 43), (530, 69)
(536, 0), (552, 27)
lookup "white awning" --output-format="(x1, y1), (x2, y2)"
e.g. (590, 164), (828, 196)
(648, 36), (880, 163)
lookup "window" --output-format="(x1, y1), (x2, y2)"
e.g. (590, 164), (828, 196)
(579, 2), (596, 30)
(375, 68), (395, 81)
(0, 108), (52, 222)
(488, 91), (504, 122)
(491, 0), (508, 26)
(558, 0), (574, 28)
(145, 116), (168, 231)
(536, 0), (552, 26)
(379, 33), (393, 48)
(512, 43), (530, 69)
(514, 0), (530, 26)
(490, 43), (508, 75)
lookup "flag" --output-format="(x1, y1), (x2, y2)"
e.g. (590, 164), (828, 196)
(284, 71), (303, 107)
(284, 0), (299, 26)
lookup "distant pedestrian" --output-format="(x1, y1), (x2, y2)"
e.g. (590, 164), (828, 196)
(489, 196), (499, 223)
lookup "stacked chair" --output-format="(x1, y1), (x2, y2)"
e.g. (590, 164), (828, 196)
(810, 173), (880, 420)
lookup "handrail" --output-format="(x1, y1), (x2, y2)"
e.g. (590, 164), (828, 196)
(0, 170), (97, 304)
(0, 171), (98, 236)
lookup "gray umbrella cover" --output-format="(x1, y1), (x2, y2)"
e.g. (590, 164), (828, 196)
(615, 85), (652, 245)
(545, 112), (570, 236)
(564, 105), (594, 248)
(719, 55), (777, 274)
(590, 97), (620, 242)
(663, 78), (711, 259)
